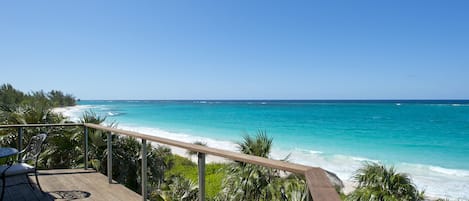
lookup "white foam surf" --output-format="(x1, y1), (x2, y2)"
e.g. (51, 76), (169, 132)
(117, 124), (239, 153)
(52, 105), (95, 122)
(115, 125), (469, 200)
(58, 104), (469, 200)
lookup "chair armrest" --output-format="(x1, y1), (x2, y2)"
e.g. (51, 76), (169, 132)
(0, 163), (14, 177)
(17, 149), (26, 155)
(15, 150), (27, 162)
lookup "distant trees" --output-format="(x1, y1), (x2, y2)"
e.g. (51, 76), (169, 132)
(0, 84), (25, 107)
(0, 83), (76, 110)
(0, 85), (177, 200)
(48, 90), (76, 107)
(0, 84), (76, 151)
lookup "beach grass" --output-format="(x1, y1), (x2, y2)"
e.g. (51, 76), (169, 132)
(165, 155), (227, 198)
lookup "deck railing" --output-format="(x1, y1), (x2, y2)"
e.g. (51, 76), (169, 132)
(0, 123), (341, 201)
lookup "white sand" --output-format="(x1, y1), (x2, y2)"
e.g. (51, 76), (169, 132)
(152, 141), (356, 194)
(342, 181), (356, 194)
(52, 105), (93, 122)
(53, 106), (356, 195)
(150, 142), (230, 164)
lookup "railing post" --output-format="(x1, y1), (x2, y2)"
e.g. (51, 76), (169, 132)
(107, 132), (112, 184)
(141, 139), (147, 201)
(17, 127), (23, 157)
(84, 126), (89, 170)
(197, 152), (206, 201)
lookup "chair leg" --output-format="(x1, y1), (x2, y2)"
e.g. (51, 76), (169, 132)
(34, 171), (43, 193)
(26, 174), (34, 190)
(1, 176), (5, 201)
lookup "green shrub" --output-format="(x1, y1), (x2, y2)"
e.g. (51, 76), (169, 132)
(165, 155), (227, 198)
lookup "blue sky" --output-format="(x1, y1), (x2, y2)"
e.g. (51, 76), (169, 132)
(1, 1), (468, 100)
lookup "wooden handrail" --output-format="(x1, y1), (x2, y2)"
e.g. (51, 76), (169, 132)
(305, 168), (342, 201)
(85, 123), (311, 174)
(0, 123), (341, 201)
(0, 123), (83, 128)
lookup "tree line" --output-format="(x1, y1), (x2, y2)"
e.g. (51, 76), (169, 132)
(0, 83), (76, 110)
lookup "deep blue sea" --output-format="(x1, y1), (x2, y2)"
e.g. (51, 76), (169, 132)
(63, 100), (469, 199)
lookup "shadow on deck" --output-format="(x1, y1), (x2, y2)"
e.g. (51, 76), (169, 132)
(2, 169), (142, 201)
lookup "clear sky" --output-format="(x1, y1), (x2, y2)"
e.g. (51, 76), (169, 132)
(1, 1), (468, 100)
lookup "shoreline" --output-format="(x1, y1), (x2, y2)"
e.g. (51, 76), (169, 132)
(162, 143), (359, 195)
(52, 106), (357, 194)
(52, 105), (466, 200)
(154, 142), (231, 164)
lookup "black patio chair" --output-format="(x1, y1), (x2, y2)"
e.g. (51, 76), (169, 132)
(0, 133), (47, 201)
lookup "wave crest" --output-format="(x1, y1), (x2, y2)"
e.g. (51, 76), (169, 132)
(57, 104), (469, 200)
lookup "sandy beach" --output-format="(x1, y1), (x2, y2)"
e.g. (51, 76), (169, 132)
(53, 106), (356, 194)
(53, 105), (457, 200)
(162, 142), (357, 195)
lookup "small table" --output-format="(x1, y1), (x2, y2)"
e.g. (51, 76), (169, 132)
(0, 148), (18, 159)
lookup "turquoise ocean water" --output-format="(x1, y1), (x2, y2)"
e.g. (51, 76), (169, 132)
(64, 100), (469, 199)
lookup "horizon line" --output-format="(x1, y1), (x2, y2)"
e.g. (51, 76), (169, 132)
(77, 99), (469, 101)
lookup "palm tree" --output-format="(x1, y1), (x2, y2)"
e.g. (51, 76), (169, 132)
(346, 162), (424, 201)
(113, 136), (141, 190)
(0, 103), (74, 167)
(40, 125), (82, 168)
(0, 85), (81, 169)
(146, 144), (173, 190)
(274, 174), (310, 201)
(79, 110), (111, 171)
(0, 83), (25, 107)
(217, 130), (296, 201)
(80, 110), (107, 125)
(238, 130), (272, 158)
(152, 175), (198, 201)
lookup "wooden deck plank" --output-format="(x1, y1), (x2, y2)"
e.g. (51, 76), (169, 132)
(1, 169), (142, 201)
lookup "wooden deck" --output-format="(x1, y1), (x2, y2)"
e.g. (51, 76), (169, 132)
(2, 169), (142, 201)
(1, 123), (341, 201)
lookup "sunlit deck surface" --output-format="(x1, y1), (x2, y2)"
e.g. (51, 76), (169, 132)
(3, 169), (142, 201)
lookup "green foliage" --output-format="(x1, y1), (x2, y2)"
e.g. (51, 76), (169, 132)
(277, 174), (310, 201)
(0, 83), (76, 110)
(0, 104), (343, 201)
(166, 155), (198, 180)
(80, 110), (106, 124)
(47, 90), (76, 107)
(239, 130), (272, 158)
(204, 163), (226, 198)
(345, 162), (424, 201)
(340, 192), (348, 200)
(0, 98), (68, 153)
(217, 163), (283, 201)
(80, 111), (109, 172)
(217, 130), (309, 201)
(112, 136), (141, 190)
(153, 175), (198, 201)
(165, 155), (226, 199)
(40, 127), (83, 168)
(0, 83), (76, 144)
(147, 145), (173, 189)
(0, 84), (25, 108)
